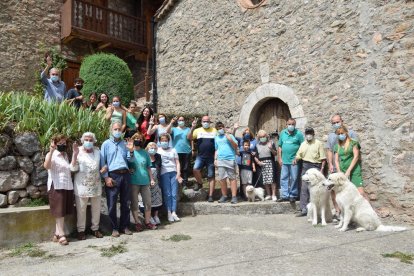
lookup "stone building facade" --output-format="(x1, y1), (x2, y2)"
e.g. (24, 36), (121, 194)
(155, 0), (414, 222)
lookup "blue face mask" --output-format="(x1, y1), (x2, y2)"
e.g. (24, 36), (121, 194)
(287, 125), (295, 132)
(243, 133), (251, 140)
(83, 141), (94, 149)
(148, 148), (156, 155)
(160, 141), (169, 149)
(218, 129), (225, 135)
(333, 123), (341, 130)
(112, 131), (122, 139)
(51, 75), (59, 82)
(178, 121), (185, 127)
(112, 102), (120, 108)
(159, 117), (166, 124)
(338, 134), (347, 141)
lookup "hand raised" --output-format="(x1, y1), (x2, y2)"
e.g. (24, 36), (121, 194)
(49, 140), (56, 152)
(149, 115), (155, 124)
(126, 138), (134, 151)
(72, 142), (79, 155)
(46, 56), (52, 67)
(192, 117), (198, 128)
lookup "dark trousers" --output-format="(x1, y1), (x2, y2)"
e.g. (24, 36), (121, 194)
(178, 153), (191, 187)
(105, 172), (131, 231)
(299, 162), (322, 211)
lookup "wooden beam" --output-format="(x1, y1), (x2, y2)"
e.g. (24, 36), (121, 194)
(97, 42), (112, 50)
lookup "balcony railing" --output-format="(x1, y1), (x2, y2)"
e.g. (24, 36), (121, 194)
(61, 0), (146, 50)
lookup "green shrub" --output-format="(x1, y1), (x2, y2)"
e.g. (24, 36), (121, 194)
(0, 92), (110, 147)
(80, 53), (134, 105)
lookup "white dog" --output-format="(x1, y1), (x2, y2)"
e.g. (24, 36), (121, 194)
(301, 168), (332, 226)
(245, 185), (265, 202)
(325, 173), (406, 232)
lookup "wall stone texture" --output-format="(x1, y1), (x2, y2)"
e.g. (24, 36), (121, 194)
(156, 0), (414, 223)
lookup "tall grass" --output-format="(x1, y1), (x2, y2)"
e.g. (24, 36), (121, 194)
(0, 92), (110, 148)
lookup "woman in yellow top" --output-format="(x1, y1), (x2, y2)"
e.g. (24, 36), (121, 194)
(105, 96), (126, 132)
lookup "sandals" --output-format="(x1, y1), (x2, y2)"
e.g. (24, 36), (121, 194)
(52, 234), (60, 242)
(58, 236), (69, 245)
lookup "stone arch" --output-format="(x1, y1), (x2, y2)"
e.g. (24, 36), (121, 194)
(239, 83), (306, 133)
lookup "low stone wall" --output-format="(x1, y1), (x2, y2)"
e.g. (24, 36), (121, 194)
(0, 130), (47, 207)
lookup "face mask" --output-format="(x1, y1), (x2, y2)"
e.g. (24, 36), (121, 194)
(112, 131), (122, 139)
(160, 141), (169, 149)
(244, 134), (251, 140)
(332, 123), (341, 130)
(202, 122), (210, 129)
(148, 148), (156, 155)
(178, 121), (185, 127)
(159, 117), (166, 124)
(56, 144), (66, 152)
(75, 84), (83, 90)
(259, 137), (267, 143)
(83, 141), (93, 149)
(218, 129), (225, 135)
(51, 76), (59, 82)
(338, 134), (347, 141)
(134, 140), (142, 147)
(305, 135), (314, 141)
(112, 102), (120, 108)
(287, 125), (295, 132)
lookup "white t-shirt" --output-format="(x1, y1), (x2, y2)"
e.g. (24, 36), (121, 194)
(157, 147), (178, 175)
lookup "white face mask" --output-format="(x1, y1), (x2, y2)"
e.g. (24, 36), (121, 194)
(305, 135), (314, 141)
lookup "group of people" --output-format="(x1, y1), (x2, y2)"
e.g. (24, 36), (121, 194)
(42, 60), (365, 244)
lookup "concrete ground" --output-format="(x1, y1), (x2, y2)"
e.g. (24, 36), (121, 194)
(0, 214), (413, 276)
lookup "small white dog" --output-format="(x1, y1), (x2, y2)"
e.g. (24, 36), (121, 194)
(302, 168), (332, 226)
(325, 173), (406, 232)
(245, 185), (265, 202)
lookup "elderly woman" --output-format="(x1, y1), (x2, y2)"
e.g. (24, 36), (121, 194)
(44, 134), (75, 245)
(70, 132), (103, 240)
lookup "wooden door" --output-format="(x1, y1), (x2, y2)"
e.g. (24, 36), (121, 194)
(254, 98), (291, 136)
(62, 61), (81, 93)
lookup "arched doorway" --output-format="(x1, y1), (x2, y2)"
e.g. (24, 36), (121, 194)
(252, 98), (291, 135)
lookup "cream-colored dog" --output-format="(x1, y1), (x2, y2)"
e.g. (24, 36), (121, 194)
(245, 185), (265, 202)
(302, 168), (332, 226)
(325, 173), (406, 232)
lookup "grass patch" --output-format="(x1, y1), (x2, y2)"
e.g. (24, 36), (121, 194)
(87, 245), (98, 249)
(162, 234), (192, 242)
(382, 251), (414, 264)
(8, 243), (47, 258)
(100, 244), (127, 257)
(24, 198), (48, 207)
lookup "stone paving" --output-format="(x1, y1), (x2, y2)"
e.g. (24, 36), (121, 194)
(0, 214), (413, 276)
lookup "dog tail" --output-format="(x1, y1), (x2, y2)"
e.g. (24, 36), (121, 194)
(375, 225), (407, 232)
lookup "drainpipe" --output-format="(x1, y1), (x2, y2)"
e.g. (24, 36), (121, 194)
(151, 17), (158, 113)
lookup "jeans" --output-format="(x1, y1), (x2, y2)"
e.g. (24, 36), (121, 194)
(193, 156), (215, 178)
(299, 162), (322, 211)
(280, 164), (300, 199)
(178, 153), (191, 187)
(160, 171), (178, 212)
(105, 172), (131, 231)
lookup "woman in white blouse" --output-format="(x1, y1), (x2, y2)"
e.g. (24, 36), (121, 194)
(44, 134), (76, 245)
(70, 132), (103, 240)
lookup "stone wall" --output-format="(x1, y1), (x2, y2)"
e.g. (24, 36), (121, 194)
(0, 130), (48, 207)
(0, 0), (63, 91)
(156, 0), (414, 222)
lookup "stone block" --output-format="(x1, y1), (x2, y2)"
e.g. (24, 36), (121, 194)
(0, 170), (30, 192)
(0, 134), (12, 158)
(0, 193), (7, 207)
(31, 166), (48, 187)
(16, 156), (34, 174)
(7, 190), (19, 205)
(182, 188), (208, 202)
(15, 198), (32, 207)
(26, 185), (41, 199)
(13, 133), (41, 156)
(17, 189), (28, 198)
(0, 156), (17, 171)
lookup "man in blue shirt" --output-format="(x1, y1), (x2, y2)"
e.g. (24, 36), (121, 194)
(277, 118), (304, 203)
(100, 121), (132, 237)
(214, 122), (238, 204)
(41, 56), (66, 103)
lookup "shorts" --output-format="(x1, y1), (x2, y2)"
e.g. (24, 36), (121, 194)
(193, 156), (215, 178)
(217, 160), (236, 180)
(240, 169), (253, 185)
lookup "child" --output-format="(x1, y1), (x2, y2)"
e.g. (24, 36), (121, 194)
(239, 140), (256, 199)
(146, 142), (163, 225)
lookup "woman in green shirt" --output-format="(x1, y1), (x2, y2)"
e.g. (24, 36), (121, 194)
(334, 126), (366, 197)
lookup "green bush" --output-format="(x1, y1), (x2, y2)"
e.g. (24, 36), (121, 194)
(80, 53), (134, 105)
(0, 92), (110, 147)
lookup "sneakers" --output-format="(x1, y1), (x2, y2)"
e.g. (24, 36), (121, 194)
(272, 196), (278, 202)
(111, 230), (120, 237)
(172, 212), (181, 222)
(77, 231), (86, 240)
(296, 209), (307, 217)
(265, 195), (272, 200)
(94, 230), (103, 238)
(230, 196), (238, 204)
(150, 217), (156, 225)
(145, 222), (158, 230)
(122, 228), (133, 235)
(168, 211), (174, 223)
(276, 198), (288, 202)
(154, 216), (161, 225)
(208, 196), (214, 203)
(218, 196), (228, 203)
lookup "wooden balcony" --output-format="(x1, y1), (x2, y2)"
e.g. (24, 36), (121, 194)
(61, 0), (147, 51)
